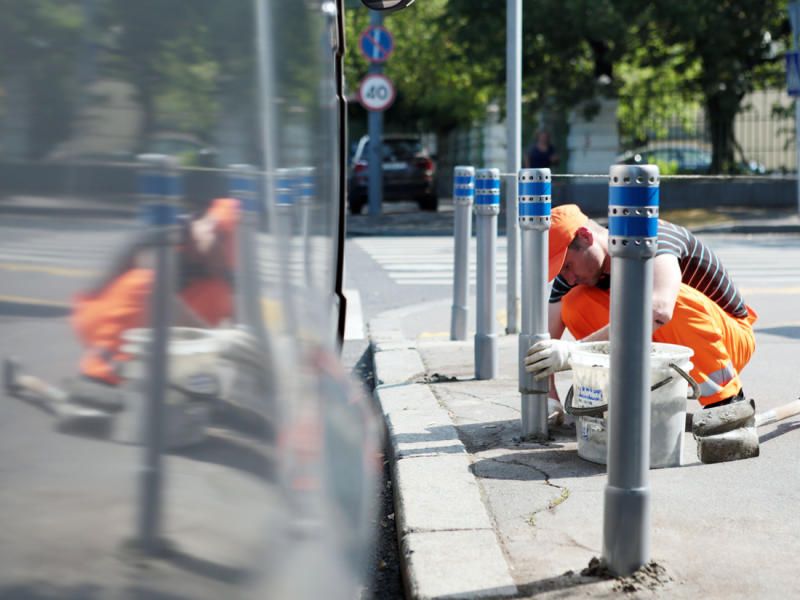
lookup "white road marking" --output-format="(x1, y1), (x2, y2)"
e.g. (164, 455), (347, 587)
(343, 288), (365, 340)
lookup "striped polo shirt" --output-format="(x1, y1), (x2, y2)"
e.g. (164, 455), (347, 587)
(549, 220), (748, 318)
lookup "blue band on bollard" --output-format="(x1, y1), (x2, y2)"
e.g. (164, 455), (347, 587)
(139, 173), (182, 197)
(475, 178), (500, 190)
(608, 186), (659, 207)
(608, 215), (658, 238)
(229, 176), (258, 194)
(518, 202), (551, 217)
(475, 193), (500, 205)
(518, 181), (551, 196)
(455, 187), (475, 198)
(454, 175), (474, 185)
(239, 198), (258, 212)
(140, 203), (179, 226)
(277, 191), (294, 206)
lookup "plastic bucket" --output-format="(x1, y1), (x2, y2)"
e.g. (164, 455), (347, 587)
(114, 327), (221, 448)
(566, 341), (696, 469)
(120, 327), (220, 386)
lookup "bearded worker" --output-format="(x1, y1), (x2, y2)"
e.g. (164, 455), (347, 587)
(524, 204), (758, 422)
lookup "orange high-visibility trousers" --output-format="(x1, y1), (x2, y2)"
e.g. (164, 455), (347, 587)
(560, 283), (758, 406)
(72, 269), (233, 384)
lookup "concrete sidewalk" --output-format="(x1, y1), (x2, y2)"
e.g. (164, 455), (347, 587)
(370, 317), (800, 598)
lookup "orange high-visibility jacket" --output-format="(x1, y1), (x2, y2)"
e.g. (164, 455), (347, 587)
(73, 198), (240, 384)
(72, 270), (233, 385)
(560, 283), (757, 406)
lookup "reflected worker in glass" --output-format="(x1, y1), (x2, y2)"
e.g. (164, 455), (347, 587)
(67, 198), (240, 405)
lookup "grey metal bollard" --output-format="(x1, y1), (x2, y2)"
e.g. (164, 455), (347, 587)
(294, 166), (315, 287)
(474, 168), (500, 380)
(602, 164), (660, 576)
(135, 153), (182, 554)
(228, 164), (261, 326)
(450, 166), (475, 341)
(274, 168), (300, 334)
(517, 168), (551, 439)
(276, 167), (297, 235)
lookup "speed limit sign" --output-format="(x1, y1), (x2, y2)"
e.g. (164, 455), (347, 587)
(358, 73), (396, 112)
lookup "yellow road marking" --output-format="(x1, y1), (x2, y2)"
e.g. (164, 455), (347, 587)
(0, 294), (71, 308)
(0, 262), (97, 278)
(418, 331), (448, 339)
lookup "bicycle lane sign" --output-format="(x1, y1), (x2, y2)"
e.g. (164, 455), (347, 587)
(358, 73), (396, 112)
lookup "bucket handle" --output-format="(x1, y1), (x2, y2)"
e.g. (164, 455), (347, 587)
(564, 362), (700, 418)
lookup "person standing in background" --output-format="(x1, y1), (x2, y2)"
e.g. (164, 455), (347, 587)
(525, 130), (560, 169)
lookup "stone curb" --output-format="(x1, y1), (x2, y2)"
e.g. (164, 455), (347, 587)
(369, 317), (518, 599)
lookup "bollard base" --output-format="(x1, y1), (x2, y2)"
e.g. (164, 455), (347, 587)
(505, 297), (522, 335)
(474, 333), (498, 380)
(518, 333), (549, 390)
(450, 305), (468, 341)
(520, 392), (549, 440)
(602, 485), (650, 576)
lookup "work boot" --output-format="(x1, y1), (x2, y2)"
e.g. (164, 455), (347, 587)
(63, 376), (125, 413)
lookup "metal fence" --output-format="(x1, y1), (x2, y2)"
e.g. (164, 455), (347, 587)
(618, 89), (796, 173)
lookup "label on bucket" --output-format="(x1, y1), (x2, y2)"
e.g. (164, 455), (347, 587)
(577, 385), (603, 405)
(580, 417), (605, 442)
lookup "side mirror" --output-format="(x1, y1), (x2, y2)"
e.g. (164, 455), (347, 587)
(360, 0), (415, 12)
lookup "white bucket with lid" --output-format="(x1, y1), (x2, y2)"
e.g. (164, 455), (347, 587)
(114, 327), (222, 448)
(566, 341), (696, 469)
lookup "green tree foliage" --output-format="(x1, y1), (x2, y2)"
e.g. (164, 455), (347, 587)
(0, 0), (83, 158)
(348, 0), (789, 173)
(643, 1), (788, 172)
(101, 0), (231, 143)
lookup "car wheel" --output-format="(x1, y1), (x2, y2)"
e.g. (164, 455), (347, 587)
(349, 197), (365, 215)
(418, 194), (438, 212)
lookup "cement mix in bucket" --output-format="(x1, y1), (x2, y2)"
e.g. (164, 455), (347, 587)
(569, 342), (694, 469)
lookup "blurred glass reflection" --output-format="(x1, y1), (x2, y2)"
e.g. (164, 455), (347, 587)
(0, 1), (377, 599)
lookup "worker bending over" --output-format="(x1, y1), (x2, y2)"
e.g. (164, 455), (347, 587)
(524, 204), (757, 422)
(69, 198), (240, 400)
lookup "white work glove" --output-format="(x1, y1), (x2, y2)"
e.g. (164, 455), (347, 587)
(524, 339), (575, 380)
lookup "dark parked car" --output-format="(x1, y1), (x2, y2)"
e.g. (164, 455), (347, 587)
(347, 134), (437, 213)
(616, 143), (766, 174)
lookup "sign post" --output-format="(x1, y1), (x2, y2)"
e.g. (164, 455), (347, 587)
(505, 0), (522, 334)
(359, 12), (396, 217)
(788, 1), (800, 215)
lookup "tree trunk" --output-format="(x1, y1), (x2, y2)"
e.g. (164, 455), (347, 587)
(706, 91), (742, 174)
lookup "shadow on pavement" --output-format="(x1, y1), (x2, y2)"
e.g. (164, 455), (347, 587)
(758, 420), (800, 444)
(0, 301), (70, 319)
(754, 325), (800, 340)
(162, 548), (250, 586)
(171, 430), (276, 485)
(0, 584), (191, 600)
(471, 448), (605, 482)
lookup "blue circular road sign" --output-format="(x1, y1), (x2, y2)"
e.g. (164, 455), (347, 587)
(359, 25), (394, 64)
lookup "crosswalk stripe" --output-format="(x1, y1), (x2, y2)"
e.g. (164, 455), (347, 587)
(355, 235), (800, 290)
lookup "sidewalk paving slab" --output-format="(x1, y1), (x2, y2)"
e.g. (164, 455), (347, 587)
(371, 320), (800, 599)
